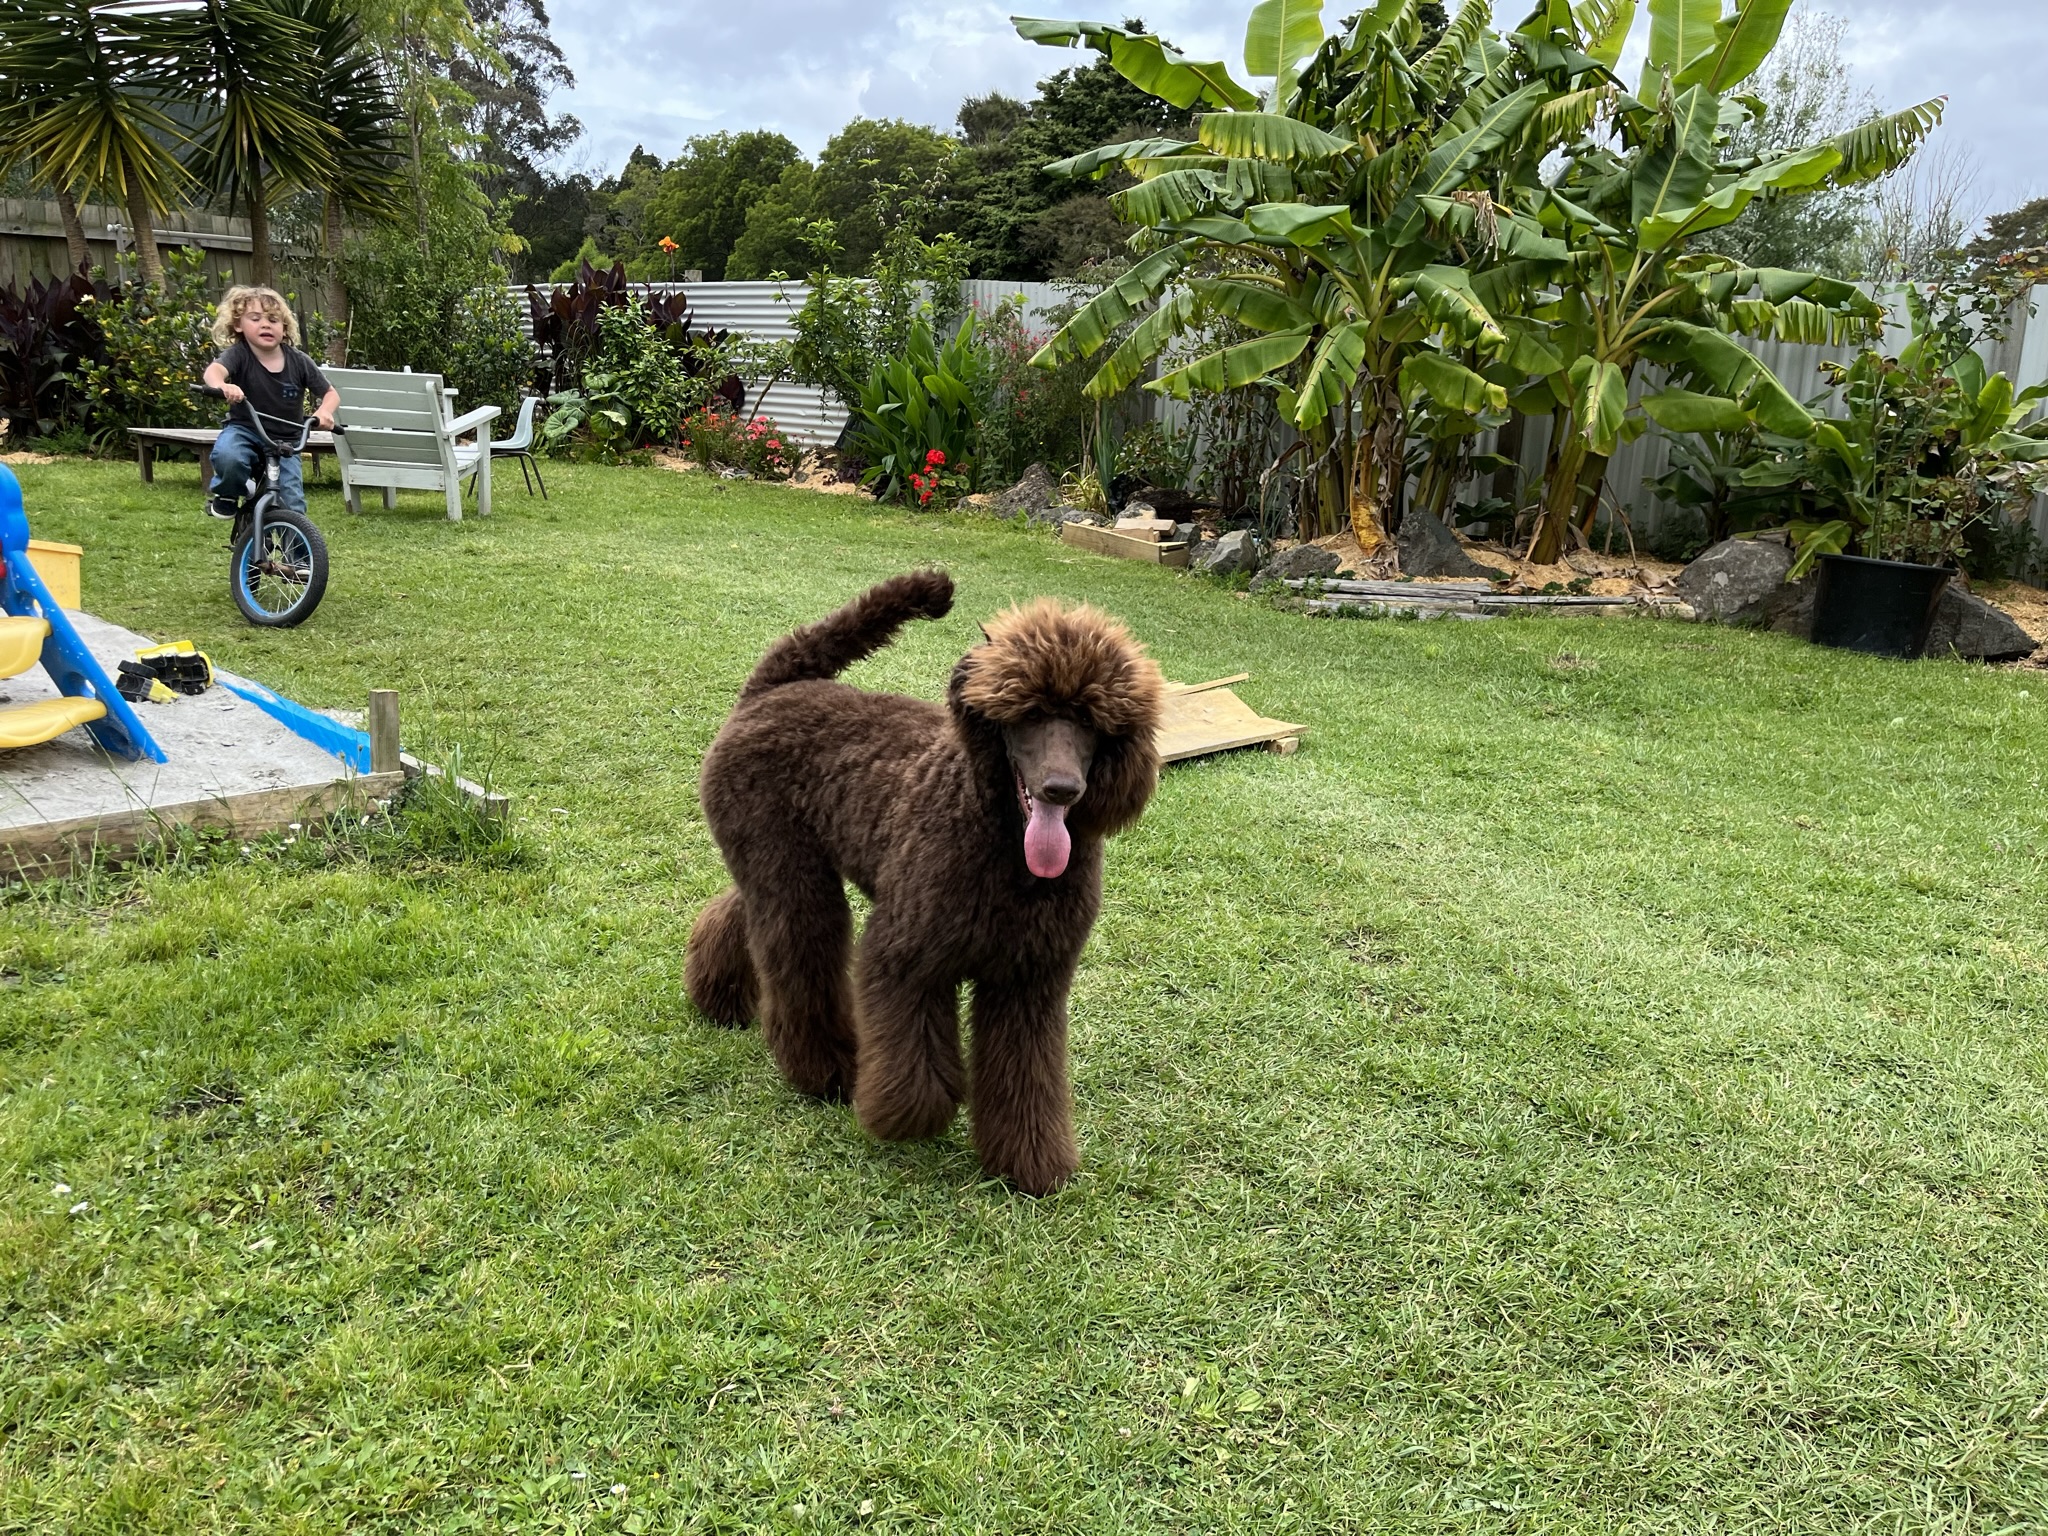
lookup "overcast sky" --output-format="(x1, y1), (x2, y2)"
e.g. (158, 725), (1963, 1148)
(547, 0), (2048, 222)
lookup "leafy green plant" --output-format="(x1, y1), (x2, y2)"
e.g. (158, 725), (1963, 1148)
(852, 314), (985, 503)
(74, 249), (215, 445)
(790, 194), (969, 412)
(1114, 419), (1193, 492)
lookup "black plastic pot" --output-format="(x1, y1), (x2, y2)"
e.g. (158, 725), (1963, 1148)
(1811, 553), (1952, 659)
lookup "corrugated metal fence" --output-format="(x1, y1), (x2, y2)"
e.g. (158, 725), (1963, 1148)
(509, 276), (2048, 541)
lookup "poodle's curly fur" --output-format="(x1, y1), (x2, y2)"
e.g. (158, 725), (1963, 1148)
(685, 569), (1164, 1193)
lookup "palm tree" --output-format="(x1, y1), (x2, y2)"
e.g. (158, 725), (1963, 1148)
(190, 0), (333, 288)
(0, 0), (197, 290)
(0, 71), (92, 270)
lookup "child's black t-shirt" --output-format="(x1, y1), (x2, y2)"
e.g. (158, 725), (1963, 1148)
(215, 341), (330, 437)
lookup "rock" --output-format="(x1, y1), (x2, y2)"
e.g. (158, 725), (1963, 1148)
(1028, 503), (1107, 528)
(1250, 544), (1341, 591)
(1676, 537), (1794, 623)
(1396, 510), (1494, 580)
(1120, 500), (1157, 519)
(1172, 521), (1198, 546)
(1924, 582), (2040, 662)
(1197, 528), (1262, 575)
(992, 463), (1059, 517)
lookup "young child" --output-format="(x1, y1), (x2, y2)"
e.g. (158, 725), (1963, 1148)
(200, 287), (339, 520)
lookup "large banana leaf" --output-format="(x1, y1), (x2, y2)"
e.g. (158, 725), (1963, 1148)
(1827, 98), (1945, 187)
(1672, 0), (1794, 93)
(1293, 321), (1369, 427)
(1412, 81), (1548, 200)
(1150, 327), (1315, 398)
(1573, 0), (1636, 69)
(1630, 83), (1718, 228)
(1416, 0), (1496, 93)
(1197, 112), (1352, 161)
(1569, 355), (1631, 453)
(1399, 264), (1507, 349)
(1243, 200), (1356, 244)
(1243, 0), (1326, 100)
(1111, 168), (1220, 225)
(1640, 387), (1748, 433)
(1012, 18), (1261, 109)
(1083, 290), (1198, 398)
(1640, 141), (1839, 248)
(1641, 0), (1718, 86)
(1402, 350), (1509, 414)
(1190, 277), (1318, 333)
(1030, 241), (1199, 366)
(1045, 136), (1195, 179)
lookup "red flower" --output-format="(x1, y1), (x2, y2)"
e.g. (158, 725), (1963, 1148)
(926, 449), (945, 466)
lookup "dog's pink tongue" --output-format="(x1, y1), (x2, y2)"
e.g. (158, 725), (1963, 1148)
(1024, 798), (1071, 879)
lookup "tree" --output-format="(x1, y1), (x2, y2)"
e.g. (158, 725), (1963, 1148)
(645, 130), (803, 280)
(452, 0), (580, 201)
(726, 160), (820, 279)
(809, 118), (958, 273)
(0, 0), (197, 289)
(1966, 193), (2048, 282)
(950, 58), (1192, 278)
(191, 0), (333, 288)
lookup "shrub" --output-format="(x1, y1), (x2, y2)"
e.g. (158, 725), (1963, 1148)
(442, 286), (536, 408)
(75, 250), (215, 446)
(0, 264), (112, 446)
(682, 408), (798, 479)
(973, 297), (1088, 487)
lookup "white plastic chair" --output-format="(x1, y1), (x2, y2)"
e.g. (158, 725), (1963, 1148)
(486, 394), (546, 500)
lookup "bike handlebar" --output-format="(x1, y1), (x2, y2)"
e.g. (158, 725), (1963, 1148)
(189, 384), (327, 454)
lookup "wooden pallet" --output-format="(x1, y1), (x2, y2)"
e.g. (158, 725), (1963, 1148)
(1158, 674), (1304, 762)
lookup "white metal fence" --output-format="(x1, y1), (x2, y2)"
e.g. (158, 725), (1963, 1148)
(509, 276), (2048, 542)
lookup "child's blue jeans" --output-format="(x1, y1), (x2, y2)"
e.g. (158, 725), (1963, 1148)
(209, 421), (305, 514)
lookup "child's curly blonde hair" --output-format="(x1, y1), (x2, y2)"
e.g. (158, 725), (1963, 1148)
(211, 286), (300, 349)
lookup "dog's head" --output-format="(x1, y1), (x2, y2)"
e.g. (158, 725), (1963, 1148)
(948, 598), (1165, 878)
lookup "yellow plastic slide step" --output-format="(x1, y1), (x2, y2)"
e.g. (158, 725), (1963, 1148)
(0, 695), (106, 750)
(0, 615), (49, 679)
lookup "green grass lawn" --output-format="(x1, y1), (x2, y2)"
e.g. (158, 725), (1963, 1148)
(4, 455), (2048, 1533)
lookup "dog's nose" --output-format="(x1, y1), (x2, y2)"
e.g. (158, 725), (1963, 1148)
(1038, 773), (1084, 806)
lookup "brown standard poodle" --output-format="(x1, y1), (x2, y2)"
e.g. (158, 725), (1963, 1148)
(684, 569), (1165, 1194)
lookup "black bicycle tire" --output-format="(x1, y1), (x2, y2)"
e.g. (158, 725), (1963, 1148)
(231, 507), (329, 627)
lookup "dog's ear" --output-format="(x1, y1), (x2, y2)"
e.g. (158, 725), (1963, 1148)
(1072, 729), (1160, 839)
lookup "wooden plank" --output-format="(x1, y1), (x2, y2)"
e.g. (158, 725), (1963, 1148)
(336, 405), (445, 431)
(0, 772), (404, 883)
(1165, 672), (1252, 696)
(1113, 516), (1174, 540)
(368, 690), (400, 775)
(1155, 684), (1304, 764)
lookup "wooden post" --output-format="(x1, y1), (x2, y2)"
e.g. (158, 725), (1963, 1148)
(368, 690), (399, 775)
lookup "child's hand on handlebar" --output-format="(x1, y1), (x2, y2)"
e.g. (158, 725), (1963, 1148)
(312, 407), (334, 430)
(220, 383), (246, 403)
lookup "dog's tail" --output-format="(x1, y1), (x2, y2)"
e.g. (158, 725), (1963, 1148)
(740, 569), (955, 701)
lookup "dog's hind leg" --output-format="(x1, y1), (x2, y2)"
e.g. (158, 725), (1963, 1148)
(740, 849), (859, 1101)
(685, 887), (759, 1026)
(852, 914), (965, 1142)
(966, 977), (1078, 1195)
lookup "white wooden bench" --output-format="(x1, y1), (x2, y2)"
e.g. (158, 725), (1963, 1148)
(327, 368), (499, 521)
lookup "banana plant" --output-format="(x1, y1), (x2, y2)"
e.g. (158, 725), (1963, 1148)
(1512, 0), (1945, 561)
(1014, 0), (1590, 541)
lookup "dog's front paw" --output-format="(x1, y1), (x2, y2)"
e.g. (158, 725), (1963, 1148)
(857, 1075), (960, 1142)
(978, 1134), (1078, 1196)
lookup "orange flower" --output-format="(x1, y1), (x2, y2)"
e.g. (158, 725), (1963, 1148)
(658, 236), (679, 253)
